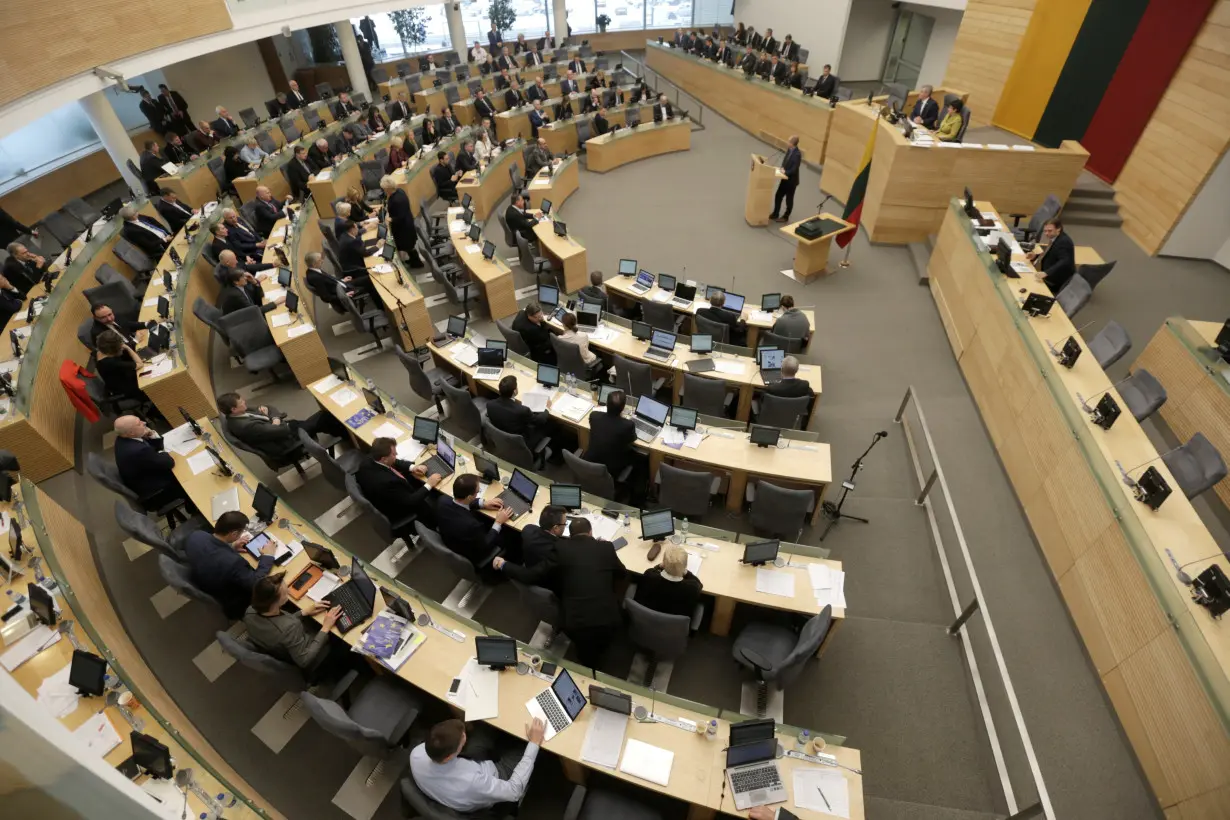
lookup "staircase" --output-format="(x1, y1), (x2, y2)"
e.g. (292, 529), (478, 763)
(1061, 174), (1122, 229)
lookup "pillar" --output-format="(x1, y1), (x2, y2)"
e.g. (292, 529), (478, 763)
(335, 20), (370, 101)
(77, 91), (143, 196)
(445, 1), (468, 58)
(552, 0), (568, 45)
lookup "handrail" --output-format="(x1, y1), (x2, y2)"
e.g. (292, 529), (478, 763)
(617, 50), (705, 129)
(895, 385), (1054, 820)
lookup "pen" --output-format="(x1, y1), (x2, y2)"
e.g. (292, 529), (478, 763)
(816, 785), (831, 811)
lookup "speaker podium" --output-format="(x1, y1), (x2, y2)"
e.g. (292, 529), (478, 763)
(781, 214), (856, 281)
(745, 154), (785, 226)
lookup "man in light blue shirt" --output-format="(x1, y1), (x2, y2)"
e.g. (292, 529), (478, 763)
(239, 137), (268, 166)
(409, 717), (545, 812)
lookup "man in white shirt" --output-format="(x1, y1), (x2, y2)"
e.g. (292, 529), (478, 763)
(471, 41), (488, 63)
(239, 137), (267, 166)
(410, 717), (545, 813)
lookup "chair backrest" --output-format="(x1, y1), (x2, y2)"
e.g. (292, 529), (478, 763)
(300, 691), (393, 758)
(612, 354), (654, 399)
(315, 82), (334, 99)
(693, 313), (729, 343)
(397, 62), (412, 77)
(255, 131), (278, 155)
(625, 598), (690, 661)
(758, 394), (811, 430)
(482, 417), (537, 470)
(496, 318), (531, 356)
(207, 156), (228, 189)
(640, 300), (676, 332)
(1076, 260), (1116, 290)
(774, 606), (832, 688)
(238, 107), (259, 128)
(681, 373), (726, 416)
(372, 67), (389, 83)
(41, 210), (85, 245)
(305, 109), (324, 130)
(468, 78), (484, 96)
(77, 317), (97, 351)
(576, 118), (592, 144)
(1056, 273), (1092, 318)
(883, 82), (908, 111)
(113, 237), (156, 275)
(1165, 433), (1228, 499)
(219, 306), (278, 358)
(550, 335), (591, 381)
(158, 554), (224, 613)
(297, 428), (350, 493)
(760, 329), (803, 353)
(626, 107), (641, 126)
(401, 774), (472, 820)
(439, 380), (483, 442)
(86, 452), (138, 501)
(63, 198), (101, 226)
(360, 160), (384, 192)
(509, 578), (561, 626)
(282, 122), (302, 142)
(496, 211), (517, 248)
(1027, 194), (1062, 236)
(395, 344), (437, 402)
(193, 297), (231, 344)
(957, 106), (972, 142)
(562, 450), (615, 498)
(408, 75), (423, 93)
(1120, 368), (1167, 422)
(797, 47), (810, 64)
(1089, 320), (1131, 369)
(113, 501), (179, 560)
(834, 85), (853, 101)
(750, 481), (812, 541)
(415, 521), (480, 583)
(344, 471), (395, 542)
(216, 630), (306, 692)
(445, 86), (461, 104)
(83, 282), (139, 324)
(657, 463), (712, 519)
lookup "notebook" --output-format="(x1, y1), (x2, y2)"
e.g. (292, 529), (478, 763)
(619, 739), (674, 786)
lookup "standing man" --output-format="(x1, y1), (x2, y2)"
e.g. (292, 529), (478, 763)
(157, 84), (191, 135)
(769, 135), (802, 223)
(139, 89), (169, 135)
(488, 22), (503, 52)
(138, 141), (166, 196)
(814, 65), (837, 99)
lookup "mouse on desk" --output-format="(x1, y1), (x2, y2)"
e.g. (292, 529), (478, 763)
(1019, 288), (1027, 294)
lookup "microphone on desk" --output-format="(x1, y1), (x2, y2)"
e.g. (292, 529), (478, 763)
(1165, 547), (1229, 585)
(1075, 373), (1135, 413)
(1116, 446), (1184, 488)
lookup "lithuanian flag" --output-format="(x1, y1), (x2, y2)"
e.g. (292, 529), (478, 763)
(837, 123), (876, 249)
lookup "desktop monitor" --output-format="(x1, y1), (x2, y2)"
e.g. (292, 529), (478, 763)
(462, 207), (474, 225)
(618, 258), (637, 276)
(757, 347), (784, 370)
(541, 199), (553, 216)
(252, 483), (278, 523)
(537, 363), (560, 387)
(669, 405), (698, 431)
(412, 416), (439, 444)
(461, 193), (473, 209)
(68, 650), (108, 697)
(1021, 292), (1055, 317)
(690, 334), (713, 353)
(761, 293), (781, 311)
(650, 329), (677, 350)
(550, 483), (582, 510)
(741, 539), (780, 566)
(597, 383), (621, 405)
(276, 268), (292, 287)
(468, 223), (482, 242)
(482, 240), (496, 260)
(285, 290), (300, 314)
(162, 270), (174, 294)
(631, 321), (652, 341)
(722, 291), (746, 314)
(553, 220), (567, 237)
(749, 425), (781, 448)
(381, 242), (396, 261)
(131, 731), (174, 779)
(446, 315), (467, 338)
(994, 238), (1012, 274)
(28, 582), (56, 627)
(640, 508), (674, 541)
(658, 273), (677, 291)
(538, 284), (559, 307)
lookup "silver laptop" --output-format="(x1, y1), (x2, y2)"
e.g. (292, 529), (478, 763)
(629, 269), (654, 294)
(210, 487), (241, 519)
(630, 395), (669, 442)
(726, 719), (787, 810)
(643, 329), (677, 363)
(524, 668), (588, 741)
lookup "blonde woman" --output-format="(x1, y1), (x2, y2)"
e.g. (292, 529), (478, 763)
(633, 543), (703, 618)
(344, 185), (372, 219)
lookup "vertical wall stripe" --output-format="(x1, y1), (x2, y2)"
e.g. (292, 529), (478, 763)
(1032, 0), (1152, 147)
(991, 0), (1094, 140)
(1080, 0), (1218, 182)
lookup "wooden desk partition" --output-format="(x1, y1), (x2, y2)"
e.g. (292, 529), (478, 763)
(746, 154), (783, 226)
(524, 155), (579, 211)
(586, 119), (692, 173)
(928, 200), (1230, 817)
(539, 102), (654, 155)
(533, 212), (587, 293)
(456, 146), (524, 221)
(259, 208), (330, 388)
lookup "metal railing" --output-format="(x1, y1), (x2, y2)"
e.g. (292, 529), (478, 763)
(895, 385), (1054, 820)
(616, 51), (705, 128)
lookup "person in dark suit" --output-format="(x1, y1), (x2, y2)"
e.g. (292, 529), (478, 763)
(187, 121), (218, 154)
(814, 65), (837, 99)
(139, 89), (169, 134)
(1032, 219), (1077, 294)
(286, 146), (314, 200)
(216, 262), (277, 315)
(120, 205), (171, 257)
(513, 33), (529, 54)
(218, 392), (345, 462)
(497, 46), (518, 71)
(162, 133), (193, 164)
(387, 92), (413, 122)
(307, 138), (334, 173)
(286, 80), (310, 108)
(436, 106), (461, 137)
(269, 93), (293, 117)
(222, 208), (265, 255)
(592, 106), (611, 136)
(381, 177), (425, 269)
(158, 84), (191, 134)
(0, 273), (25, 332)
(739, 48), (759, 75)
(495, 68), (514, 91)
(155, 189), (195, 234)
(780, 35), (799, 62)
(251, 186), (286, 238)
(456, 140), (480, 173)
(634, 543), (702, 618)
(763, 54), (787, 84)
(568, 56), (587, 74)
(334, 93), (360, 119)
(113, 415), (193, 516)
(138, 141), (166, 196)
(487, 375), (551, 450)
(512, 303), (555, 364)
(355, 437), (442, 536)
(910, 85), (940, 129)
(2, 242), (46, 295)
(210, 223), (270, 275)
(211, 107), (241, 138)
(784, 61), (805, 90)
(528, 101), (549, 139)
(473, 89), (497, 121)
(521, 506), (566, 568)
(766, 356), (813, 400)
(495, 517), (626, 671)
(89, 303), (141, 347)
(437, 474), (512, 566)
(559, 71), (581, 97)
(222, 146), (249, 190)
(583, 390), (637, 479)
(183, 511), (276, 620)
(713, 40), (733, 66)
(95, 331), (159, 414)
(431, 151), (461, 202)
(504, 81), (527, 109)
(770, 135), (802, 223)
(421, 117), (440, 146)
(303, 251), (356, 312)
(652, 94), (674, 123)
(697, 291), (745, 345)
(524, 43), (544, 67)
(336, 219), (370, 276)
(527, 77), (549, 103)
(487, 23), (502, 52)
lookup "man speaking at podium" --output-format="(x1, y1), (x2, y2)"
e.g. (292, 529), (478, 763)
(769, 136), (802, 223)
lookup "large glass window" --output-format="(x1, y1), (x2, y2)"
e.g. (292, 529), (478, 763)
(604, 0), (646, 31)
(566, 0), (598, 35)
(355, 9), (451, 60)
(692, 0), (733, 27)
(461, 0), (552, 50)
(646, 0), (689, 28)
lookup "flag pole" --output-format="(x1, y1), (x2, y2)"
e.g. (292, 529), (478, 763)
(840, 238), (854, 268)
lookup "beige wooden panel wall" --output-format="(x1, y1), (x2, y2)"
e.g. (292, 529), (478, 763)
(1114, 0), (1230, 254)
(941, 0), (1038, 128)
(0, 0), (233, 106)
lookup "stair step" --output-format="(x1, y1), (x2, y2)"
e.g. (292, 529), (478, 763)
(1062, 212), (1124, 228)
(1062, 198), (1119, 214)
(1069, 185), (1117, 200)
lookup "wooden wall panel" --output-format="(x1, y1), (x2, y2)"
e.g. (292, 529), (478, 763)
(942, 0), (1039, 127)
(0, 0), (233, 106)
(1114, 0), (1230, 253)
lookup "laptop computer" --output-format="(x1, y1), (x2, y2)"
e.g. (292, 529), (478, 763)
(757, 346), (784, 384)
(671, 282), (697, 309)
(629, 269), (654, 294)
(686, 334), (714, 372)
(496, 469), (539, 518)
(643, 329), (677, 362)
(525, 667), (587, 741)
(538, 283), (559, 307)
(575, 306), (600, 332)
(631, 394), (669, 442)
(324, 561), (378, 633)
(722, 291), (746, 314)
(422, 434), (456, 478)
(669, 405), (698, 431)
(475, 346), (506, 380)
(210, 487), (241, 519)
(726, 718), (788, 810)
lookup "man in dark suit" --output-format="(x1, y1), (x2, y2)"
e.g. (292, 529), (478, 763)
(138, 141), (166, 196)
(209, 223), (270, 275)
(473, 89), (497, 121)
(766, 356), (813, 399)
(713, 40), (732, 66)
(527, 77), (549, 103)
(437, 474), (512, 566)
(497, 46), (518, 71)
(162, 133), (193, 164)
(568, 56), (587, 74)
(770, 135), (802, 223)
(120, 205), (171, 257)
(157, 84), (191, 134)
(780, 35), (799, 62)
(218, 392), (344, 462)
(524, 44), (544, 67)
(739, 48), (759, 75)
(592, 106), (611, 136)
(334, 93), (360, 118)
(211, 106), (241, 138)
(495, 68), (514, 91)
(307, 138), (334, 173)
(387, 92), (413, 122)
(286, 80), (310, 109)
(89, 303), (141, 347)
(216, 261), (278, 315)
(814, 65), (837, 99)
(528, 101), (549, 139)
(488, 23), (502, 51)
(1032, 219), (1077, 294)
(495, 517), (626, 671)
(456, 140), (480, 173)
(431, 152), (461, 203)
(762, 54), (786, 83)
(512, 303), (555, 363)
(251, 186), (285, 237)
(652, 94), (674, 123)
(436, 106), (461, 138)
(287, 146), (314, 199)
(560, 71), (581, 97)
(155, 189), (195, 234)
(304, 251), (356, 312)
(909, 85), (940, 129)
(504, 81), (527, 110)
(584, 390), (637, 480)
(697, 291), (745, 345)
(2, 243), (46, 296)
(336, 219), (370, 275)
(269, 93), (293, 117)
(183, 511), (276, 620)
(521, 505), (566, 568)
(222, 208), (265, 254)
(139, 90), (169, 134)
(672, 28), (685, 47)
(762, 28), (778, 56)
(113, 415), (193, 514)
(487, 375), (551, 450)
(356, 437), (442, 537)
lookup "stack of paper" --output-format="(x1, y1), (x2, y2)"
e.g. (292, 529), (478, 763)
(588, 326), (617, 343)
(749, 309), (774, 324)
(466, 243), (482, 254)
(1011, 145), (1037, 151)
(2, 624), (61, 671)
(306, 572), (342, 602)
(37, 664), (80, 718)
(521, 390), (551, 412)
(554, 394), (594, 421)
(72, 712), (123, 758)
(808, 563), (847, 609)
(143, 358), (176, 379)
(313, 374), (344, 394)
(186, 450), (216, 475)
(450, 220), (467, 233)
(330, 386), (360, 406)
(581, 708), (628, 769)
(397, 438), (428, 462)
(793, 768), (851, 818)
(264, 288), (287, 303)
(755, 568), (796, 598)
(452, 343), (479, 367)
(371, 421), (406, 440)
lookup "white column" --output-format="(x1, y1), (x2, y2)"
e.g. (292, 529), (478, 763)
(446, 1), (468, 58)
(335, 20), (371, 100)
(552, 0), (568, 46)
(77, 91), (143, 195)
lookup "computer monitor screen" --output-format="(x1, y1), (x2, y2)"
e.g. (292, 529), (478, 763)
(749, 425), (781, 447)
(477, 347), (506, 366)
(729, 717), (777, 745)
(550, 483), (582, 510)
(658, 273), (677, 291)
(253, 483), (277, 522)
(381, 242), (396, 260)
(482, 240), (496, 259)
(674, 283), (697, 301)
(727, 738), (777, 768)
(588, 685), (632, 714)
(487, 339), (507, 353)
(761, 293), (782, 311)
(635, 395), (669, 425)
(28, 582), (55, 626)
(705, 285), (725, 300)
(576, 309), (600, 330)
(650, 329), (677, 350)
(635, 270), (654, 289)
(618, 258), (637, 275)
(131, 731), (174, 779)
(68, 649), (108, 696)
(435, 435), (456, 469)
(541, 198), (553, 215)
(462, 207), (474, 225)
(277, 268), (292, 287)
(722, 291), (746, 314)
(538, 284), (559, 306)
(412, 416), (439, 444)
(285, 291), (300, 313)
(468, 223), (481, 242)
(462, 193), (473, 209)
(669, 406), (698, 430)
(757, 347), (784, 370)
(508, 469), (538, 502)
(690, 334), (713, 353)
(537, 363), (560, 387)
(552, 669), (588, 721)
(8, 520), (21, 558)
(553, 220), (567, 237)
(640, 508), (674, 540)
(598, 383), (621, 404)
(631, 321), (652, 341)
(475, 636), (518, 668)
(446, 315), (467, 337)
(742, 539), (780, 565)
(361, 385), (386, 413)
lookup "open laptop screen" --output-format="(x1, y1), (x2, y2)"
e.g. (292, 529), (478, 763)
(552, 669), (588, 721)
(726, 738), (777, 768)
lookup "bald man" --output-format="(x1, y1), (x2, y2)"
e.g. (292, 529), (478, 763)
(221, 207), (264, 255)
(252, 185), (288, 238)
(307, 137), (333, 173)
(113, 415), (194, 520)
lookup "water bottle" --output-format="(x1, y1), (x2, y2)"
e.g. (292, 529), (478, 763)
(681, 517), (689, 540)
(797, 728), (810, 751)
(706, 719), (718, 740)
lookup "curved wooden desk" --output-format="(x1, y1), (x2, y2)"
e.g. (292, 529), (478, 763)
(586, 119), (692, 173)
(523, 155), (579, 211)
(448, 212), (517, 321)
(456, 143), (525, 221)
(531, 210), (588, 293)
(157, 119), (296, 207)
(539, 101), (652, 155)
(356, 221), (434, 352)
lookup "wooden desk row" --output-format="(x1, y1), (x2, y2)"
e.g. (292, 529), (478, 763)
(539, 101), (656, 156)
(926, 200), (1230, 817)
(165, 418), (863, 819)
(586, 119), (693, 173)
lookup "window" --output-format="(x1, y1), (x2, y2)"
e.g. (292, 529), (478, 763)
(356, 10), (452, 59)
(566, 0), (598, 35)
(646, 0), (690, 28)
(692, 0), (733, 27)
(605, 0), (646, 31)
(462, 0), (551, 47)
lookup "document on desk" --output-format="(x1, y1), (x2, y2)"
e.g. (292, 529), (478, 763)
(330, 387), (360, 407)
(749, 309), (774, 324)
(162, 423), (201, 456)
(619, 739), (674, 786)
(142, 296), (161, 308)
(143, 358), (176, 379)
(582, 708), (628, 769)
(371, 421), (406, 441)
(713, 359), (745, 375)
(397, 439), (428, 462)
(460, 658), (500, 720)
(793, 768), (851, 818)
(1011, 145), (1036, 151)
(313, 374), (344, 394)
(1011, 261), (1033, 274)
(37, 663), (80, 718)
(73, 712), (123, 758)
(2, 624), (61, 671)
(271, 314), (292, 328)
(815, 569), (846, 609)
(555, 394), (594, 421)
(686, 550), (703, 577)
(756, 568), (796, 598)
(588, 326), (617, 343)
(287, 324), (315, 339)
(452, 343), (479, 367)
(521, 390), (551, 413)
(578, 513), (622, 542)
(307, 572), (341, 603)
(186, 450), (216, 475)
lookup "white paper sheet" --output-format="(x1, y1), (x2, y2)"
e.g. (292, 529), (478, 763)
(461, 658), (500, 720)
(186, 450), (216, 475)
(554, 394), (593, 421)
(619, 739), (674, 786)
(397, 439), (428, 462)
(330, 387), (360, 406)
(271, 314), (292, 328)
(815, 569), (847, 609)
(807, 563), (831, 590)
(2, 624), (61, 671)
(749, 309), (774, 324)
(162, 424), (201, 456)
(521, 390), (551, 412)
(793, 768), (851, 818)
(1011, 145), (1037, 151)
(371, 422), (406, 440)
(73, 712), (123, 758)
(306, 572), (341, 602)
(581, 708), (628, 769)
(686, 550), (703, 577)
(713, 360), (745, 375)
(142, 297), (161, 307)
(37, 664), (80, 718)
(452, 343), (479, 367)
(286, 324), (314, 338)
(264, 288), (286, 303)
(755, 568), (796, 598)
(313, 374), (343, 393)
(143, 358), (176, 379)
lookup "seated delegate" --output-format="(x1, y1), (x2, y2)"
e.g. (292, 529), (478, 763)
(634, 543), (703, 619)
(436, 474), (512, 567)
(113, 415), (194, 518)
(486, 375), (552, 452)
(217, 392), (346, 462)
(409, 717), (545, 813)
(766, 355), (813, 399)
(771, 294), (810, 343)
(355, 436), (443, 535)
(243, 573), (344, 680)
(183, 511), (275, 620)
(936, 99), (964, 142)
(1030, 218), (1076, 294)
(512, 303), (555, 364)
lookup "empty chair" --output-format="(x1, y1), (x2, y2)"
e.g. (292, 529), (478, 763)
(626, 107), (642, 127)
(1056, 274), (1092, 318)
(359, 160), (384, 199)
(1010, 194), (1061, 243)
(301, 675), (421, 771)
(207, 156), (229, 192)
(496, 318), (532, 357)
(40, 209), (85, 246)
(345, 472), (414, 544)
(255, 130), (278, 155)
(758, 394), (811, 430)
(797, 47), (810, 65)
(656, 463), (712, 518)
(439, 380), (484, 443)
(496, 211), (518, 248)
(297, 428), (361, 495)
(338, 285), (391, 355)
(238, 107), (259, 128)
(315, 82), (334, 99)
(749, 481), (812, 541)
(396, 62), (412, 77)
(467, 78), (483, 96)
(612, 355), (656, 399)
(576, 118), (592, 148)
(680, 372), (727, 416)
(509, 578), (563, 646)
(159, 554), (226, 618)
(216, 631), (308, 695)
(113, 501), (195, 561)
(883, 82), (907, 110)
(282, 122), (302, 142)
(640, 300), (677, 332)
(239, 200), (260, 229)
(193, 297), (231, 348)
(625, 598), (690, 675)
(416, 521), (498, 600)
(112, 238), (156, 278)
(372, 67), (389, 83)
(563, 449), (616, 498)
(444, 86), (461, 105)
(395, 344), (450, 414)
(562, 785), (661, 820)
(482, 417), (549, 470)
(1077, 260), (1116, 290)
(305, 109), (324, 130)
(63, 198), (101, 227)
(219, 306), (287, 377)
(733, 606), (832, 714)
(509, 164), (527, 196)
(834, 86), (853, 102)
(760, 329), (803, 354)
(693, 313), (729, 344)
(1089, 321), (1132, 369)
(1118, 369), (1167, 422)
(1162, 433), (1228, 500)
